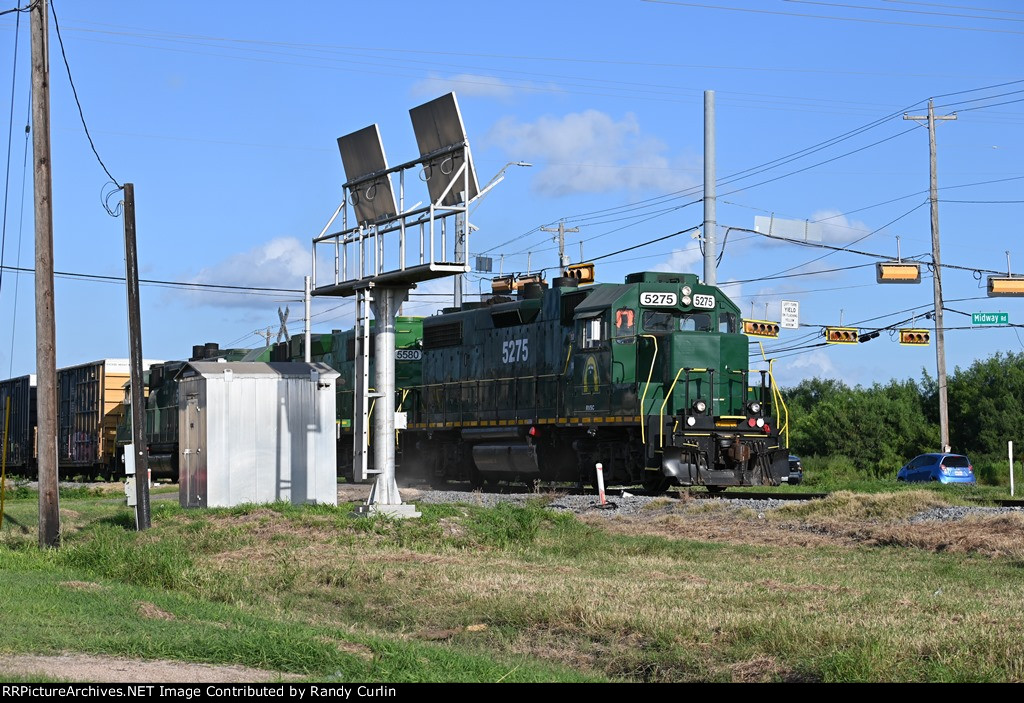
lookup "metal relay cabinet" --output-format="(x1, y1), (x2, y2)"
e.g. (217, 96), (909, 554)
(177, 361), (339, 508)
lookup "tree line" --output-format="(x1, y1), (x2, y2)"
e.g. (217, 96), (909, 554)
(782, 350), (1024, 483)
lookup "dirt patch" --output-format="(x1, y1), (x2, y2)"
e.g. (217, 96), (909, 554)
(60, 581), (105, 591)
(0, 653), (303, 683)
(137, 601), (176, 621)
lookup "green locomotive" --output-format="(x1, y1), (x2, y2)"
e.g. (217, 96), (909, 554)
(404, 269), (790, 491)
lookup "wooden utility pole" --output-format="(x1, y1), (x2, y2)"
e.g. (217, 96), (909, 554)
(541, 220), (580, 271)
(904, 99), (956, 452)
(31, 0), (60, 548)
(123, 184), (151, 530)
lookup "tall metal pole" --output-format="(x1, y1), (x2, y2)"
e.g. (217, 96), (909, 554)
(31, 0), (59, 548)
(304, 275), (312, 362)
(122, 184), (151, 530)
(454, 211), (464, 308)
(905, 99), (956, 452)
(355, 286), (419, 518)
(703, 90), (717, 286)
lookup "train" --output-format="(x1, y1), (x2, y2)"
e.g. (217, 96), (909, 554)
(0, 267), (791, 493)
(0, 359), (161, 480)
(401, 269), (790, 491)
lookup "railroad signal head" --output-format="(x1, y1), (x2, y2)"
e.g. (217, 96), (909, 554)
(988, 276), (1024, 297)
(743, 319), (780, 338)
(564, 262), (596, 285)
(899, 328), (931, 346)
(876, 261), (921, 284)
(825, 327), (858, 344)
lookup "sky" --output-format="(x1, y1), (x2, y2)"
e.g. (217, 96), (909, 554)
(0, 0), (1021, 388)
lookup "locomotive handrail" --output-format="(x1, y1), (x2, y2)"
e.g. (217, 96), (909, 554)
(767, 360), (790, 448)
(659, 367), (686, 448)
(639, 335), (658, 445)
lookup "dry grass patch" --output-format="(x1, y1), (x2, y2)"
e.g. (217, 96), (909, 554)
(777, 490), (951, 522)
(849, 513), (1024, 559)
(136, 601), (176, 621)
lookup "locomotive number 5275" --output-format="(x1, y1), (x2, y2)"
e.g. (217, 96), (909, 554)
(502, 339), (529, 363)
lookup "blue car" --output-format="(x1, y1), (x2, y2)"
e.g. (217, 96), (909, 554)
(897, 453), (975, 484)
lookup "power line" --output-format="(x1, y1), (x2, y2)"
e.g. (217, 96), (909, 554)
(1, 0), (23, 300)
(49, 0), (122, 208)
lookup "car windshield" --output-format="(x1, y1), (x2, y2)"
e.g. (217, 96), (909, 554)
(942, 456), (970, 467)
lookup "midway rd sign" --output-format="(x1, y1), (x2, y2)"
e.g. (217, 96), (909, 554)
(972, 312), (1009, 325)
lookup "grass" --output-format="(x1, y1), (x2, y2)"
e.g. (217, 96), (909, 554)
(1, 486), (1023, 682)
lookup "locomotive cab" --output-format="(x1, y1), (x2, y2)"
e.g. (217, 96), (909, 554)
(567, 271), (789, 490)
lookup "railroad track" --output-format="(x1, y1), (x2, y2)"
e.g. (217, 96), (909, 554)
(687, 490), (828, 502)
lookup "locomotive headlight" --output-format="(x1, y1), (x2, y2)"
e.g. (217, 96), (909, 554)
(747, 401), (762, 414)
(692, 399), (707, 414)
(685, 415), (697, 427)
(681, 295), (692, 306)
(681, 285), (692, 297)
(755, 417), (765, 428)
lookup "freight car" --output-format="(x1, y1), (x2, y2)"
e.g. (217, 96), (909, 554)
(0, 359), (161, 480)
(0, 375), (37, 476)
(402, 270), (790, 492)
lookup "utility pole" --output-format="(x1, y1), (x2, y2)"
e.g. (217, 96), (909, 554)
(541, 220), (579, 271)
(703, 90), (717, 286)
(904, 99), (956, 452)
(31, 0), (59, 549)
(122, 184), (151, 530)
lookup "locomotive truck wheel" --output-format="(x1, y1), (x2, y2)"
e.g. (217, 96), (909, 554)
(641, 471), (669, 495)
(706, 486), (727, 494)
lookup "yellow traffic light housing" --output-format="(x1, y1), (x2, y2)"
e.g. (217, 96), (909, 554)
(743, 319), (780, 338)
(491, 276), (513, 293)
(564, 262), (596, 285)
(825, 327), (858, 344)
(876, 261), (921, 284)
(988, 276), (1024, 297)
(899, 328), (931, 346)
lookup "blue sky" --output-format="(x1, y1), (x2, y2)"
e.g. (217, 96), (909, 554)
(0, 0), (1021, 387)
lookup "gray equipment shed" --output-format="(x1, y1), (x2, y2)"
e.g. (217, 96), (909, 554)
(177, 361), (339, 508)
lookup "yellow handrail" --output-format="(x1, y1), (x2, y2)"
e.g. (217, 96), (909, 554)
(658, 367), (711, 446)
(639, 335), (658, 445)
(659, 367), (686, 447)
(767, 360), (789, 449)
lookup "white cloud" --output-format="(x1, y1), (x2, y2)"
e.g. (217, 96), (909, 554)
(653, 245), (702, 274)
(809, 209), (871, 244)
(779, 350), (839, 385)
(487, 110), (697, 196)
(412, 74), (516, 99)
(180, 236), (309, 309)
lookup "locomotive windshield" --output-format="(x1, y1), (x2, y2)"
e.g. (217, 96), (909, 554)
(642, 310), (713, 333)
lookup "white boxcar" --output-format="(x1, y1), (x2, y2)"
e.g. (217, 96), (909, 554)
(177, 361), (339, 508)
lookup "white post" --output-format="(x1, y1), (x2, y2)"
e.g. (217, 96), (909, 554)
(1010, 440), (1015, 497)
(595, 462), (606, 506)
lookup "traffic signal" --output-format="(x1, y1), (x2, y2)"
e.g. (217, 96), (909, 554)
(825, 327), (858, 344)
(564, 262), (596, 285)
(988, 276), (1024, 297)
(899, 328), (931, 346)
(876, 261), (921, 284)
(743, 319), (780, 338)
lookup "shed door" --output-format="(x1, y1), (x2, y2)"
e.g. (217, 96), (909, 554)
(182, 393), (204, 507)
